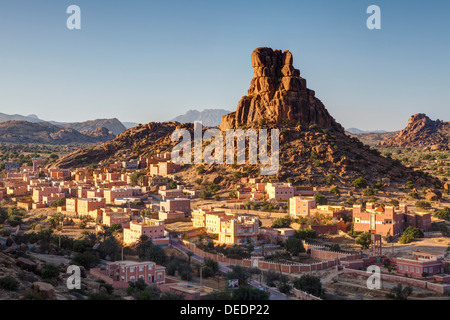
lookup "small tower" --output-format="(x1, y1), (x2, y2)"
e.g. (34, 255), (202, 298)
(370, 234), (382, 257)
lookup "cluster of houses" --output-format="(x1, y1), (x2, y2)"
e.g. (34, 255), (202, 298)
(2, 157), (446, 292)
(0, 154), (197, 247)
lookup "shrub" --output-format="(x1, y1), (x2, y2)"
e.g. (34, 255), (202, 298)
(415, 201), (431, 209)
(314, 193), (328, 205)
(408, 192), (420, 199)
(330, 187), (340, 195)
(0, 276), (20, 291)
(352, 178), (367, 189)
(42, 264), (60, 280)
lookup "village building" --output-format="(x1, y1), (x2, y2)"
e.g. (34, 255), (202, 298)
(353, 203), (431, 236)
(123, 219), (167, 245)
(191, 209), (260, 246)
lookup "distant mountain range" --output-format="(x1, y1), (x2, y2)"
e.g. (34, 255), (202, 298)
(0, 120), (116, 144)
(171, 109), (232, 127)
(346, 128), (389, 134)
(0, 112), (127, 135)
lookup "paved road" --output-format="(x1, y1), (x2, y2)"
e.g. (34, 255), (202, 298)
(169, 240), (293, 300)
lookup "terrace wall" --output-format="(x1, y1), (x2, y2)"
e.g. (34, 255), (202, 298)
(342, 268), (450, 295)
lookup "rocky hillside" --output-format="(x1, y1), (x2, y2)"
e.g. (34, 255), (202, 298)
(379, 114), (449, 150)
(60, 118), (127, 135)
(171, 109), (232, 127)
(53, 48), (440, 188)
(0, 121), (115, 145)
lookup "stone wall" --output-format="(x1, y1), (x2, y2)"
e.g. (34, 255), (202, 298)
(181, 240), (361, 274)
(342, 268), (450, 295)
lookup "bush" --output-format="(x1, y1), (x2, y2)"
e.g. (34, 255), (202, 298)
(363, 188), (376, 196)
(355, 232), (371, 249)
(42, 264), (60, 280)
(408, 192), (419, 199)
(330, 187), (340, 195)
(314, 193), (328, 205)
(434, 207), (450, 221)
(415, 201), (431, 210)
(0, 276), (20, 291)
(272, 216), (292, 228)
(70, 251), (99, 269)
(293, 274), (323, 297)
(352, 178), (367, 189)
(50, 197), (66, 208)
(295, 228), (316, 240)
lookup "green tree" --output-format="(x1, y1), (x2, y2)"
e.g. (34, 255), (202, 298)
(284, 237), (305, 256)
(136, 238), (168, 266)
(355, 232), (371, 250)
(434, 207), (450, 221)
(293, 274), (323, 297)
(415, 201), (431, 209)
(352, 177), (367, 189)
(295, 228), (316, 240)
(131, 171), (145, 186)
(226, 265), (250, 286)
(314, 193), (328, 205)
(271, 215), (292, 228)
(231, 285), (269, 300)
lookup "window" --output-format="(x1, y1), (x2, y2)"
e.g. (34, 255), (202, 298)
(416, 268), (420, 273)
(405, 266), (408, 271)
(130, 267), (135, 273)
(399, 265), (403, 270)
(129, 276), (135, 282)
(424, 268), (427, 273)
(157, 273), (162, 279)
(139, 266), (143, 272)
(429, 267), (433, 273)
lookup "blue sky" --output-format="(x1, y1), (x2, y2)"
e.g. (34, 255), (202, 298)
(0, 0), (448, 131)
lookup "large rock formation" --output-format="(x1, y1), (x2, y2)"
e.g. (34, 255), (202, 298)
(380, 113), (449, 149)
(220, 47), (341, 131)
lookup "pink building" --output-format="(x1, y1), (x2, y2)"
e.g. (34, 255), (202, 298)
(353, 203), (431, 236)
(86, 189), (104, 198)
(77, 197), (106, 216)
(396, 251), (446, 277)
(289, 197), (316, 218)
(91, 260), (165, 289)
(104, 187), (139, 204)
(158, 186), (185, 200)
(42, 192), (65, 205)
(160, 198), (191, 215)
(102, 209), (131, 228)
(123, 219), (166, 245)
(265, 182), (294, 201)
(32, 187), (60, 203)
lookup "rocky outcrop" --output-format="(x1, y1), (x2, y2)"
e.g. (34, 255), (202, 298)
(220, 47), (342, 131)
(60, 118), (127, 135)
(171, 109), (232, 127)
(379, 113), (449, 149)
(82, 126), (116, 142)
(31, 282), (56, 300)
